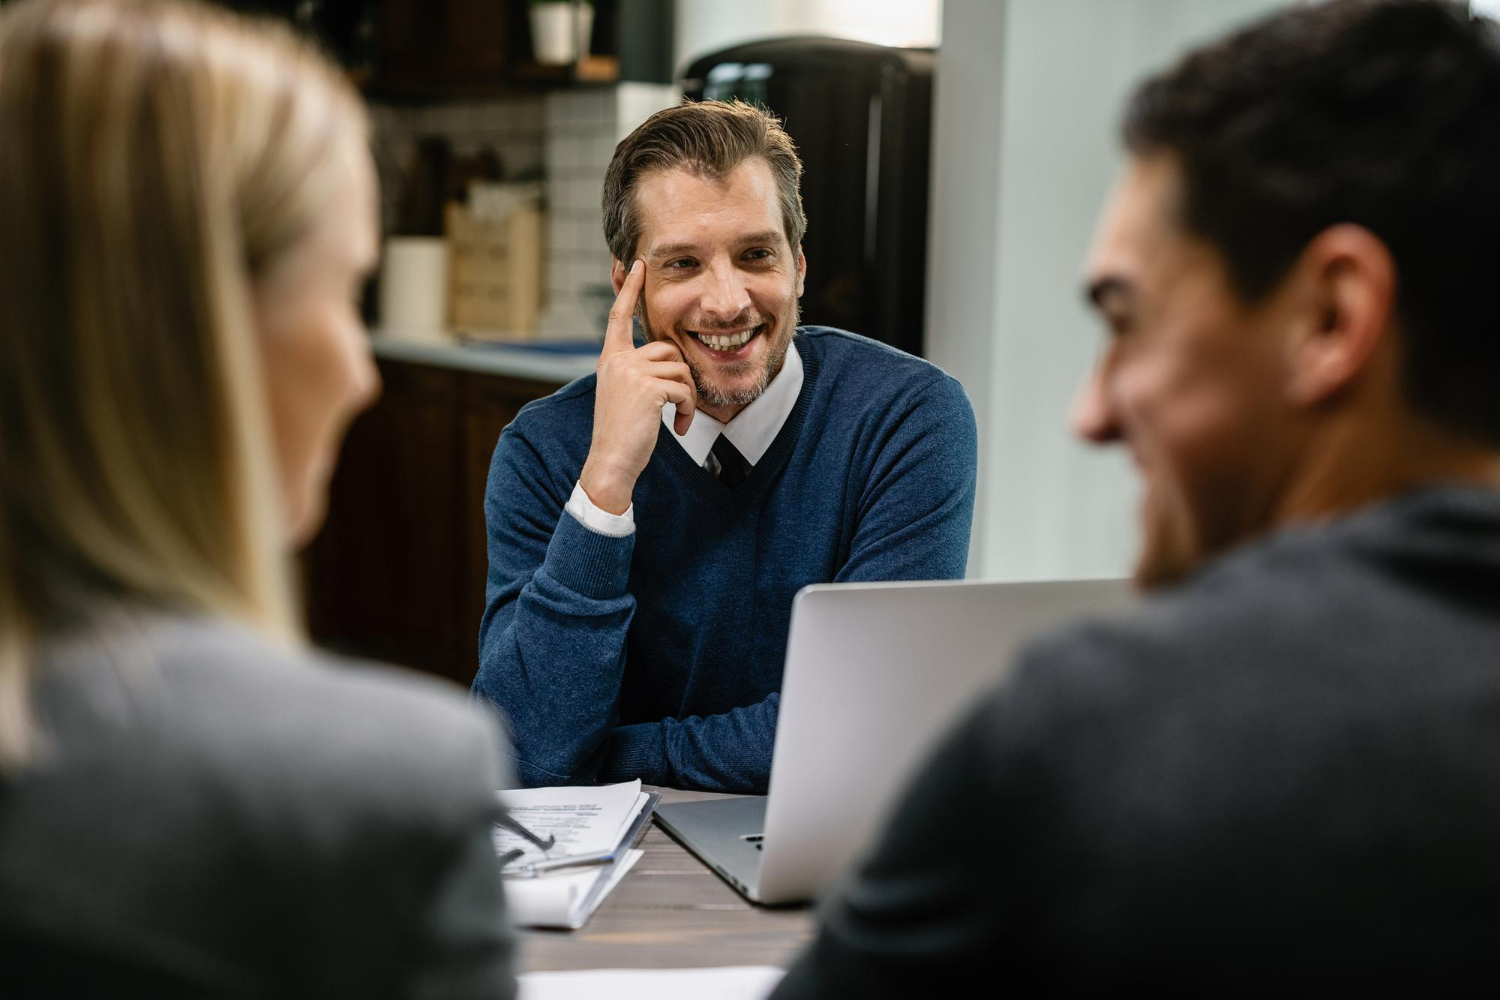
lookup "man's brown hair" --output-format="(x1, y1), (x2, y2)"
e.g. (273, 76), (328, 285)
(601, 99), (807, 264)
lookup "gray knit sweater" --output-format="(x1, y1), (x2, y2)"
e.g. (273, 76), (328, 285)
(1, 611), (516, 998)
(775, 486), (1500, 994)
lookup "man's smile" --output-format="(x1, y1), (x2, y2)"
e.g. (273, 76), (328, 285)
(688, 323), (766, 356)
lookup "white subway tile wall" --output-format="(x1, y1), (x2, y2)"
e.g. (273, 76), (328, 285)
(537, 83), (676, 338)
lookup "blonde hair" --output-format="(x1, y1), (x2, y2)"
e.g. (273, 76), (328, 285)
(0, 0), (368, 766)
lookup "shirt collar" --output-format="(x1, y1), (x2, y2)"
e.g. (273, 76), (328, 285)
(662, 340), (803, 467)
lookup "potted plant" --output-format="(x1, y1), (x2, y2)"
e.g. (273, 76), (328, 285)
(529, 0), (593, 66)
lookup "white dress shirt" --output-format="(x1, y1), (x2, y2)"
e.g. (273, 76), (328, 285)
(566, 342), (804, 537)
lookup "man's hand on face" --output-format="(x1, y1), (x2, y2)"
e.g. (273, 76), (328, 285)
(579, 259), (697, 515)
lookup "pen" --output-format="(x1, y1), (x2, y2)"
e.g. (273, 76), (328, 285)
(503, 850), (616, 879)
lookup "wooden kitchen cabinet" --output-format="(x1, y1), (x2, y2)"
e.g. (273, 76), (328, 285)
(302, 357), (563, 686)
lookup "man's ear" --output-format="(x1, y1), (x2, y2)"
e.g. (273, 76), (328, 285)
(611, 257), (628, 295)
(795, 246), (807, 298)
(1284, 224), (1396, 408)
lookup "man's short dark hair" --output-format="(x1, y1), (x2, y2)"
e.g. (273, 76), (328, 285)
(601, 99), (807, 266)
(1123, 0), (1500, 444)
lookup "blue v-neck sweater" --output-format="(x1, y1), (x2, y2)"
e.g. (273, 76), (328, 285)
(474, 327), (977, 792)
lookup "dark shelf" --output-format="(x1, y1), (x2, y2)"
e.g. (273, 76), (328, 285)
(509, 55), (621, 85)
(217, 0), (668, 97)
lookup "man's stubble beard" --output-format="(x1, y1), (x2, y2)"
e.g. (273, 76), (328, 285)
(1132, 475), (1245, 593)
(638, 298), (799, 411)
(1133, 499), (1194, 592)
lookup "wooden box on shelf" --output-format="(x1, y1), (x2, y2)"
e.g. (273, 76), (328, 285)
(446, 201), (544, 340)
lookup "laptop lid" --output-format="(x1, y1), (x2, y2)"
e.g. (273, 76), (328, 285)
(755, 578), (1131, 904)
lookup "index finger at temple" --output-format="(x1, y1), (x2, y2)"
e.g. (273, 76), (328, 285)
(603, 260), (645, 356)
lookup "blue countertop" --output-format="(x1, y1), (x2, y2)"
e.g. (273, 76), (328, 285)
(371, 334), (600, 385)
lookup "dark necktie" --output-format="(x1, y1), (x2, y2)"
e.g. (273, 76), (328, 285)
(711, 434), (752, 488)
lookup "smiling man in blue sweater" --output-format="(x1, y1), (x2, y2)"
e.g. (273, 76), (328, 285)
(472, 101), (976, 792)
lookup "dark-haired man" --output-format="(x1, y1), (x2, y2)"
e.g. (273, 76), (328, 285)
(472, 101), (976, 792)
(773, 0), (1500, 992)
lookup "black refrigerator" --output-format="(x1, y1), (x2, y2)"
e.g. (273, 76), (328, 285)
(681, 37), (935, 358)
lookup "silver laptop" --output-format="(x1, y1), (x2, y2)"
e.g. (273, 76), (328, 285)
(654, 578), (1131, 905)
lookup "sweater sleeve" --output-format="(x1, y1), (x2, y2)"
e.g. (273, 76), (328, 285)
(472, 418), (636, 786)
(598, 692), (779, 793)
(836, 374), (978, 583)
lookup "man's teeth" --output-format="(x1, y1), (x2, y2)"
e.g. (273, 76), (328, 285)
(696, 328), (757, 351)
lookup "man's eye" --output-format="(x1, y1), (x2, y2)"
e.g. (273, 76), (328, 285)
(744, 248), (773, 261)
(668, 258), (698, 270)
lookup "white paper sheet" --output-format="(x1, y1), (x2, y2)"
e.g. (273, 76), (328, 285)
(517, 965), (786, 1000)
(505, 848), (642, 929)
(493, 779), (645, 865)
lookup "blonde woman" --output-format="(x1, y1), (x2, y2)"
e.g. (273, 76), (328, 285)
(0, 0), (515, 994)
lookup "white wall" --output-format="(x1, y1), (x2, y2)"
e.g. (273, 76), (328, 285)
(926, 0), (1288, 581)
(674, 0), (941, 73)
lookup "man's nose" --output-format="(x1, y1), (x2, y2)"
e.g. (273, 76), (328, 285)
(699, 260), (752, 321)
(1069, 360), (1121, 445)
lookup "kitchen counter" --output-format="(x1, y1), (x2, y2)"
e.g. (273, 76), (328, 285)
(370, 334), (599, 385)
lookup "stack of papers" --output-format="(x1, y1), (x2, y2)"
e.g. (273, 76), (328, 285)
(518, 966), (786, 1000)
(493, 779), (659, 930)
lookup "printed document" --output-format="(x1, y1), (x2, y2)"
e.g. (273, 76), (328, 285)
(492, 779), (657, 930)
(494, 779), (648, 864)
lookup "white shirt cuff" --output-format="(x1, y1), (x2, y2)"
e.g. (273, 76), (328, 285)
(565, 481), (635, 538)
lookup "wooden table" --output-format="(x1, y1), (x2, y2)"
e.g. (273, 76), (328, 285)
(517, 788), (817, 972)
